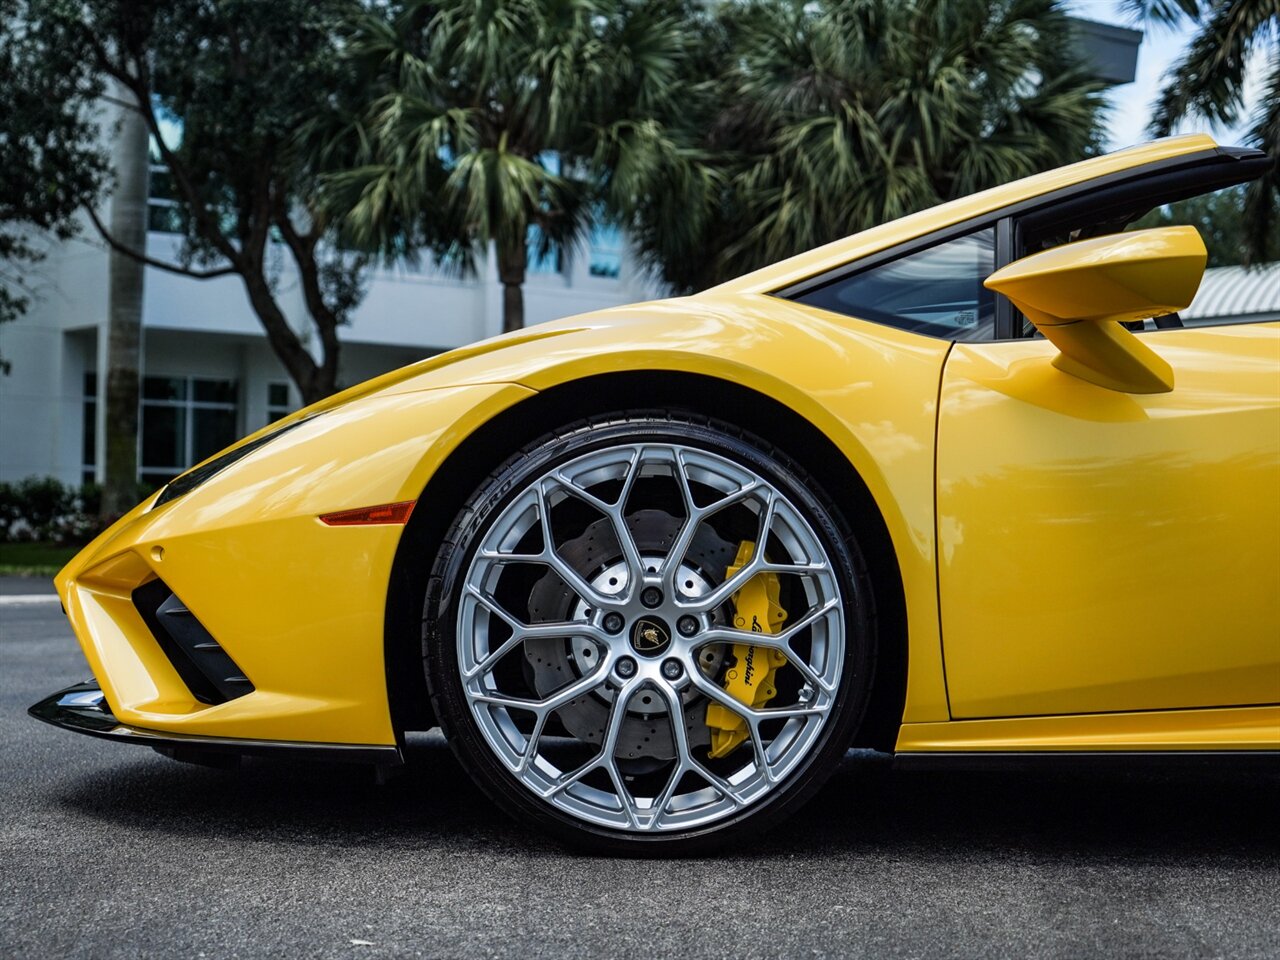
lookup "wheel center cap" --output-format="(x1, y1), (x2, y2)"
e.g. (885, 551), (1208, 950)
(630, 616), (672, 657)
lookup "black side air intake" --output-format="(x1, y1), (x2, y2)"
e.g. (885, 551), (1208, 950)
(132, 579), (254, 705)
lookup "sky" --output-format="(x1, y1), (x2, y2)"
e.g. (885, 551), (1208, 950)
(1067, 0), (1268, 149)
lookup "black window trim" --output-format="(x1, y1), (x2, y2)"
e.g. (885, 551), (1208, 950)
(994, 216), (1017, 340)
(773, 144), (1271, 343)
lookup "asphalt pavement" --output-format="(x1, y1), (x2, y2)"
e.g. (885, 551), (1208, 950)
(2, 575), (1278, 959)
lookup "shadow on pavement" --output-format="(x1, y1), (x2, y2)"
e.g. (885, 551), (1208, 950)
(54, 736), (1280, 862)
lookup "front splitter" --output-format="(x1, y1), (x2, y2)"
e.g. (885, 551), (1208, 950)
(29, 680), (403, 767)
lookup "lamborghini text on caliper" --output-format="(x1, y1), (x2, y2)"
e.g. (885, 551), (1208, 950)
(706, 540), (788, 758)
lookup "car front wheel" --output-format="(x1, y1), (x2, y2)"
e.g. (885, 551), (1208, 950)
(424, 414), (876, 853)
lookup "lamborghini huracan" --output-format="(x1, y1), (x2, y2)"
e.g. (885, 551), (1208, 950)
(32, 134), (1280, 852)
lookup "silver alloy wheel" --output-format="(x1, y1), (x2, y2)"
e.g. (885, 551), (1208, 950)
(456, 442), (845, 833)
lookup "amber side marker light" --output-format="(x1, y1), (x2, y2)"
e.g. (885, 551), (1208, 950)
(319, 501), (416, 526)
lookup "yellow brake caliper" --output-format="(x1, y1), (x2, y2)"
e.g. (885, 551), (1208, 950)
(705, 541), (788, 758)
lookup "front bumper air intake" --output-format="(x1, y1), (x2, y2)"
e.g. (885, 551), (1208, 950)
(132, 579), (253, 705)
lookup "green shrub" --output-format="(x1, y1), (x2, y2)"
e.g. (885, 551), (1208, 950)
(0, 477), (108, 545)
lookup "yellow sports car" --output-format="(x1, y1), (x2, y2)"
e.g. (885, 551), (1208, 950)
(31, 134), (1280, 852)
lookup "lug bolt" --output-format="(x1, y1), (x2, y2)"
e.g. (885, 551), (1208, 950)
(615, 656), (637, 679)
(661, 658), (683, 680)
(640, 586), (663, 608)
(602, 612), (625, 634)
(677, 615), (699, 637)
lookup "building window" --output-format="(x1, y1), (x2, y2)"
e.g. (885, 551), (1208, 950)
(140, 376), (238, 487)
(267, 382), (292, 424)
(82, 372), (97, 485)
(147, 98), (186, 234)
(587, 221), (623, 279)
(147, 153), (186, 234)
(526, 152), (563, 276)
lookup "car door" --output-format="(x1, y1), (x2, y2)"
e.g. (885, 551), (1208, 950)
(935, 174), (1280, 719)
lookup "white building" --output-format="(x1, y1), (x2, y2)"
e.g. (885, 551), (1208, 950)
(0, 171), (663, 487)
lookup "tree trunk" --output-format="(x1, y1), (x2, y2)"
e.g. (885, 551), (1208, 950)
(240, 272), (335, 405)
(271, 212), (342, 404)
(496, 235), (527, 333)
(101, 92), (149, 520)
(502, 279), (524, 333)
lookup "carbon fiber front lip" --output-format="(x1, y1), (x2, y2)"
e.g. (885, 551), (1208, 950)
(28, 680), (403, 766)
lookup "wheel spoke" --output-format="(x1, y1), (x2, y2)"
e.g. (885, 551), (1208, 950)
(477, 550), (542, 563)
(701, 631), (832, 696)
(605, 761), (641, 830)
(464, 584), (599, 639)
(550, 447), (646, 593)
(473, 665), (609, 716)
(461, 585), (602, 680)
(755, 637), (832, 696)
(539, 756), (598, 800)
(516, 711), (549, 774)
(645, 760), (687, 831)
(694, 597), (841, 694)
(700, 595), (838, 646)
(532, 484), (624, 609)
(661, 448), (764, 595)
(760, 560), (829, 576)
(540, 679), (637, 801)
(650, 681), (748, 824)
(680, 492), (779, 610)
(641, 684), (693, 830)
(746, 714), (778, 784)
(687, 667), (829, 723)
(659, 450), (704, 592)
(598, 679), (636, 753)
(683, 673), (784, 785)
(462, 633), (525, 682)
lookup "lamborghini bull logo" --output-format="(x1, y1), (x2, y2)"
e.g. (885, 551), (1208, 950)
(630, 617), (671, 655)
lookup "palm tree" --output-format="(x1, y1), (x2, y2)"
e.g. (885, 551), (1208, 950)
(610, 0), (1108, 292)
(1124, 0), (1278, 261)
(101, 88), (148, 520)
(332, 0), (693, 332)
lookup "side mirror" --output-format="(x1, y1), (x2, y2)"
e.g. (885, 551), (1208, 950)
(983, 226), (1207, 393)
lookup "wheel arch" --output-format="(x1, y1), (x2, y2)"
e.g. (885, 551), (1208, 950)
(384, 370), (908, 751)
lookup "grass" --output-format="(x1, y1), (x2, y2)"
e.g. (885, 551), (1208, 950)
(0, 541), (79, 577)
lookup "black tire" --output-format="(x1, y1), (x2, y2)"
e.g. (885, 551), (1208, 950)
(423, 412), (877, 855)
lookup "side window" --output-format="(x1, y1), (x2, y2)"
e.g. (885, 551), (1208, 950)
(793, 228), (996, 341)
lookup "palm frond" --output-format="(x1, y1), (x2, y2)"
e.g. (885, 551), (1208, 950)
(1119, 0), (1206, 27)
(1148, 0), (1279, 134)
(635, 0), (1106, 291)
(1242, 47), (1280, 261)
